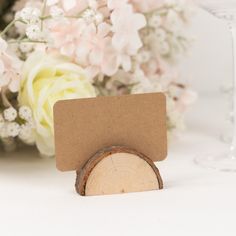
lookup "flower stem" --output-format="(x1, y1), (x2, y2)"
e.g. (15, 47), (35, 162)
(0, 87), (12, 108)
(8, 39), (47, 44)
(0, 20), (16, 37)
(41, 0), (47, 30)
(0, 19), (27, 37)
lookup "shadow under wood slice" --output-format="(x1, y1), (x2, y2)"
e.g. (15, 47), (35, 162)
(75, 146), (163, 196)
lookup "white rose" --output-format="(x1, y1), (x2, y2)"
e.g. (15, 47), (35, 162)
(18, 52), (96, 156)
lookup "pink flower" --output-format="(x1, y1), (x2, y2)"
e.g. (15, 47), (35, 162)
(76, 22), (114, 77)
(105, 39), (143, 76)
(130, 0), (164, 13)
(110, 3), (146, 55)
(49, 17), (119, 77)
(47, 0), (88, 14)
(108, 0), (128, 9)
(176, 89), (198, 112)
(106, 2), (146, 74)
(100, 40), (133, 76)
(75, 22), (130, 77)
(49, 18), (87, 57)
(80, 25), (137, 77)
(0, 37), (22, 92)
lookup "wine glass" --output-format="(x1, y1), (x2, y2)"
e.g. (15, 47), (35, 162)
(195, 0), (236, 171)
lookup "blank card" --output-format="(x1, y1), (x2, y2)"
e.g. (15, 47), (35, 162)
(54, 93), (167, 171)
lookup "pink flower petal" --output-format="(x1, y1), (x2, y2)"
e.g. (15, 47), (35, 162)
(89, 48), (103, 66)
(76, 45), (90, 66)
(97, 23), (111, 38)
(60, 43), (75, 56)
(133, 13), (146, 30)
(0, 74), (10, 87)
(0, 37), (7, 52)
(62, 0), (77, 11)
(0, 60), (5, 74)
(102, 52), (119, 76)
(47, 0), (59, 6)
(107, 0), (128, 10)
(112, 34), (126, 51)
(9, 76), (20, 93)
(120, 55), (131, 72)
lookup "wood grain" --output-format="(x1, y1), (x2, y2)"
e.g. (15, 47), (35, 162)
(75, 146), (163, 196)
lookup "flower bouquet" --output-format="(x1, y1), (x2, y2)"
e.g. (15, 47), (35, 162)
(0, 0), (196, 156)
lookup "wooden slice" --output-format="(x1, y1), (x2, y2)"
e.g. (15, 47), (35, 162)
(75, 146), (163, 196)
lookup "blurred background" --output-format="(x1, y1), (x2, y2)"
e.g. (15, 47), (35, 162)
(0, 3), (233, 94)
(180, 7), (232, 95)
(0, 3), (232, 95)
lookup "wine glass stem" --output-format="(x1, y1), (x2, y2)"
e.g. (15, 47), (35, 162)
(229, 23), (236, 159)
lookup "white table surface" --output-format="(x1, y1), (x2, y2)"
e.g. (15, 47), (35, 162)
(0, 94), (236, 236)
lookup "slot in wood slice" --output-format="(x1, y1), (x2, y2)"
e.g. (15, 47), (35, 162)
(75, 146), (163, 196)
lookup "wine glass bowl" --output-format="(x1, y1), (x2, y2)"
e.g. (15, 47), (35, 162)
(198, 1), (236, 21)
(195, 0), (236, 171)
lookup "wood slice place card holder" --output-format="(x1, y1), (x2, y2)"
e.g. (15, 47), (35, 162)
(53, 93), (168, 196)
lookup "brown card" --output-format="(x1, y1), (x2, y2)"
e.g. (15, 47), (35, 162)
(54, 93), (167, 171)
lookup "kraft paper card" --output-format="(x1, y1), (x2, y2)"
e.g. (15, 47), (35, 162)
(54, 93), (167, 171)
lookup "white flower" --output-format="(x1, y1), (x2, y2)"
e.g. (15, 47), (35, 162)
(110, 3), (146, 55)
(26, 24), (41, 40)
(19, 124), (35, 145)
(19, 106), (32, 121)
(166, 97), (185, 131)
(0, 37), (22, 92)
(6, 122), (20, 137)
(0, 36), (7, 53)
(47, 0), (59, 6)
(137, 49), (151, 63)
(82, 9), (104, 24)
(61, 0), (78, 12)
(19, 7), (41, 24)
(165, 0), (177, 6)
(159, 41), (170, 55)
(88, 0), (98, 9)
(0, 113), (4, 129)
(95, 13), (104, 24)
(154, 28), (167, 42)
(50, 6), (64, 18)
(82, 9), (96, 23)
(148, 14), (162, 28)
(131, 66), (163, 94)
(18, 52), (96, 156)
(19, 43), (34, 53)
(178, 89), (198, 106)
(165, 10), (182, 33)
(3, 107), (17, 122)
(0, 124), (8, 138)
